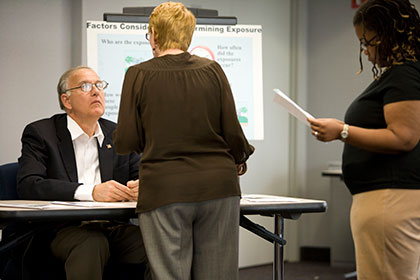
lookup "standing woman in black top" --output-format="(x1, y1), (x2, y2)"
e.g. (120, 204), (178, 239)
(308, 0), (420, 279)
(114, 1), (254, 279)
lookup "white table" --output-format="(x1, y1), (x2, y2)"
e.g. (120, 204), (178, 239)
(0, 195), (327, 280)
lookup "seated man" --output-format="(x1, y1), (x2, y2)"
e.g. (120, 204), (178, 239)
(17, 66), (148, 280)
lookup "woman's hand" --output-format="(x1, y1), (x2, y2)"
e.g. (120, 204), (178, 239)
(307, 118), (344, 142)
(307, 101), (420, 153)
(237, 162), (247, 176)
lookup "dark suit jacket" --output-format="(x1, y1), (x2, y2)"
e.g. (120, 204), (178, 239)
(17, 114), (140, 201)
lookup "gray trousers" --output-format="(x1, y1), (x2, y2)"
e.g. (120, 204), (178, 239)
(51, 222), (147, 280)
(139, 196), (240, 280)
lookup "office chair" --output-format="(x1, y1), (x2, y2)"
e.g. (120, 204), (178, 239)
(0, 162), (19, 278)
(0, 162), (65, 280)
(0, 162), (19, 200)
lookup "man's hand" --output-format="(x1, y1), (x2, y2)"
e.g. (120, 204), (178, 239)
(126, 179), (139, 201)
(92, 180), (137, 202)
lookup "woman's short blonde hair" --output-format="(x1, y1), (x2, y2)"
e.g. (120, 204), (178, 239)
(149, 2), (196, 52)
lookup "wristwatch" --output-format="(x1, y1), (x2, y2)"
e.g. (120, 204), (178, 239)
(341, 124), (349, 140)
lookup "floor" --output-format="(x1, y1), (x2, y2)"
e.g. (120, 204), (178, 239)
(239, 261), (357, 280)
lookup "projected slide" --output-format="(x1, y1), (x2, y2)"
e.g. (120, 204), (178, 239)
(87, 21), (263, 140)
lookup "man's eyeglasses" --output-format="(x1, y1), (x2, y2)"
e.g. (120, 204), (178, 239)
(64, 80), (109, 93)
(145, 33), (150, 41)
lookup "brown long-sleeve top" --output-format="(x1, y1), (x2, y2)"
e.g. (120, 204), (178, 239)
(114, 52), (254, 213)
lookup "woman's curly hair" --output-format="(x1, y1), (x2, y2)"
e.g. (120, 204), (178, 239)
(354, 0), (420, 78)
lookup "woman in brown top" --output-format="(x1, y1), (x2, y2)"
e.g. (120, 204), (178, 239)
(113, 2), (254, 279)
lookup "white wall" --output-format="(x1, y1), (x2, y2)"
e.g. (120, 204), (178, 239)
(0, 0), (294, 268)
(300, 0), (373, 253)
(0, 0), (75, 164)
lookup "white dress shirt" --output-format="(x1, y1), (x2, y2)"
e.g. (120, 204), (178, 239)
(67, 115), (104, 201)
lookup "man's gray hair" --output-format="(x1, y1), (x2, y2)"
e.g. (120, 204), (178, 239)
(57, 66), (93, 110)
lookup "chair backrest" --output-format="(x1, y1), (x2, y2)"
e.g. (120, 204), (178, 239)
(0, 162), (19, 200)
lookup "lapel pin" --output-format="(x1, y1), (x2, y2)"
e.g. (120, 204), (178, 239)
(106, 144), (112, 149)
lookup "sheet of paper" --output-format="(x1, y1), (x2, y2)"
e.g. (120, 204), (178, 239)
(242, 194), (306, 203)
(0, 203), (50, 209)
(273, 88), (314, 127)
(50, 201), (136, 208)
(0, 201), (137, 210)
